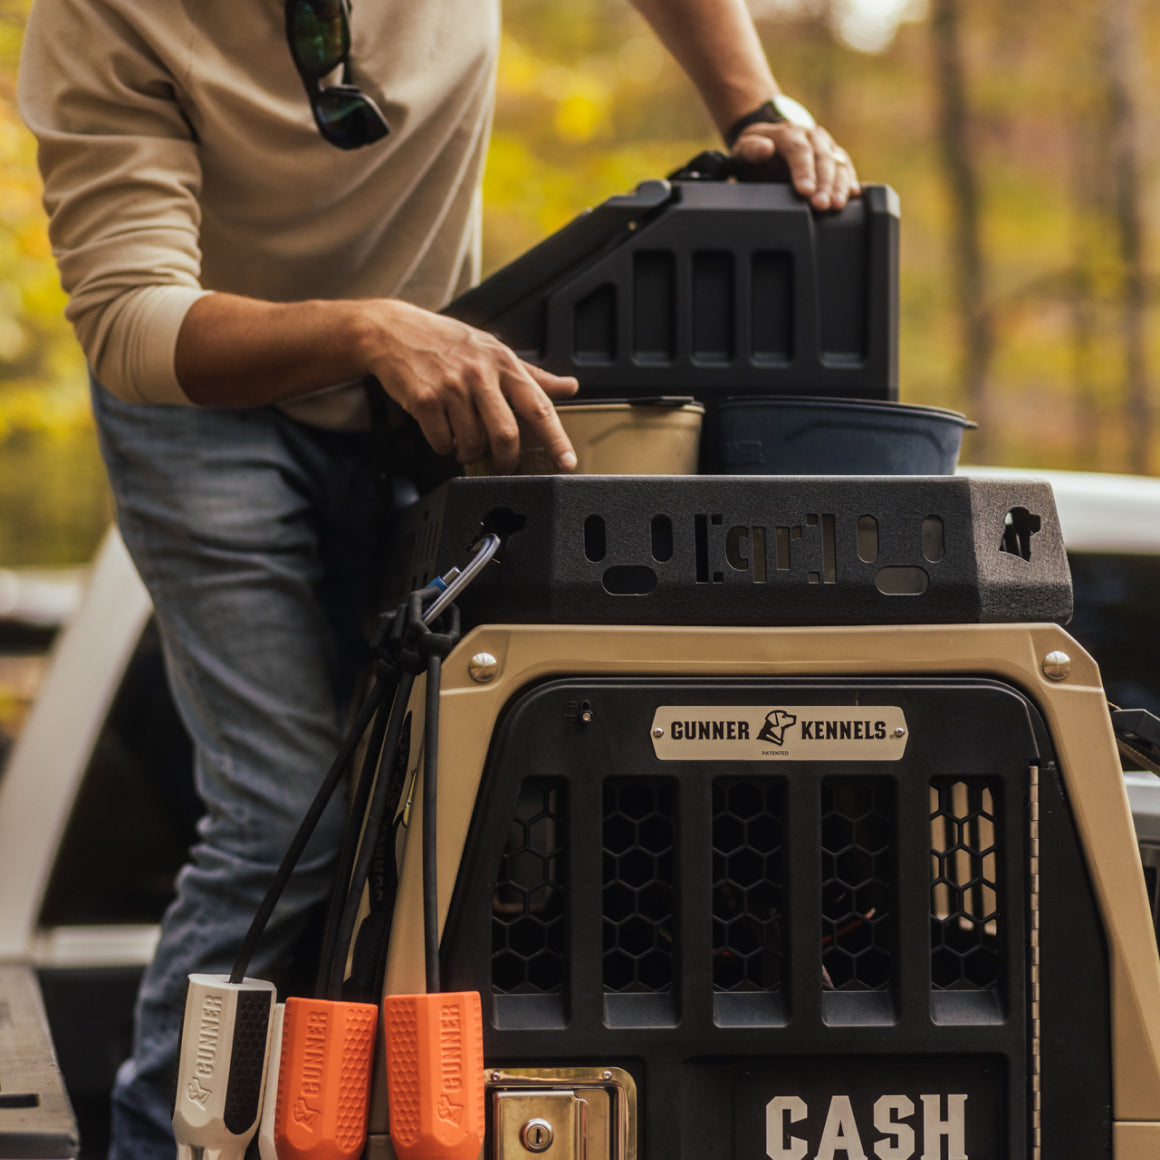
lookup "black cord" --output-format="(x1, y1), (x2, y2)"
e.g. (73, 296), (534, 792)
(326, 669), (416, 1000)
(423, 651), (442, 994)
(229, 673), (390, 984)
(228, 551), (476, 993)
(313, 671), (397, 997)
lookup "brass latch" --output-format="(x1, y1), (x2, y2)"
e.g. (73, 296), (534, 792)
(486, 1067), (637, 1160)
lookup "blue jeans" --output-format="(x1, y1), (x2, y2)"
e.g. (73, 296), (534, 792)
(90, 379), (395, 1160)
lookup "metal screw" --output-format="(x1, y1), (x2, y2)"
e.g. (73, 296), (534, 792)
(652, 726), (665, 738)
(491, 1071), (502, 1083)
(1043, 650), (1071, 681)
(893, 727), (906, 738)
(469, 652), (499, 683)
(521, 1118), (554, 1153)
(602, 1070), (613, 1081)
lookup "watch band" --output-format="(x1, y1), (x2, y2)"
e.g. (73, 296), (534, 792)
(724, 95), (817, 149)
(725, 100), (783, 149)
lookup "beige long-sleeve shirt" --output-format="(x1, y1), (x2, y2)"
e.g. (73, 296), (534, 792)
(19, 0), (500, 428)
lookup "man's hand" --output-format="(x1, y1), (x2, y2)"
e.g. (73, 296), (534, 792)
(361, 300), (579, 474)
(731, 122), (860, 211)
(624, 0), (862, 213)
(176, 293), (580, 474)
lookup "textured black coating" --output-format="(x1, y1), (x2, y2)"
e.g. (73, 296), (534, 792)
(223, 990), (272, 1135)
(382, 475), (1073, 629)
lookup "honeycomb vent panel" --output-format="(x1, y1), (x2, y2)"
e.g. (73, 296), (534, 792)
(930, 779), (1002, 991)
(491, 778), (567, 995)
(602, 778), (676, 993)
(821, 778), (896, 991)
(712, 777), (785, 992)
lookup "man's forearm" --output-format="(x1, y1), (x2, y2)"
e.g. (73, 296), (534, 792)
(175, 293), (374, 408)
(628, 0), (778, 137)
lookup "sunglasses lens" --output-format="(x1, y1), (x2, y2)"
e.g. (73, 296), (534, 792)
(313, 88), (391, 150)
(290, 0), (349, 76)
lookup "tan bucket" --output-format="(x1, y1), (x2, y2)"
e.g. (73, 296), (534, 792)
(465, 398), (704, 476)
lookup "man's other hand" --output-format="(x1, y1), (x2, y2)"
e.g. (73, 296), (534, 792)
(362, 300), (579, 473)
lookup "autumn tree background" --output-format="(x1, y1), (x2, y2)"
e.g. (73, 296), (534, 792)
(0, 0), (1158, 565)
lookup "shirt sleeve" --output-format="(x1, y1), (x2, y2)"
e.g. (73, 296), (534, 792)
(18, 0), (209, 405)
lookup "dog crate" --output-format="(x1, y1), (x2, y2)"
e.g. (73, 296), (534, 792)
(365, 474), (1160, 1160)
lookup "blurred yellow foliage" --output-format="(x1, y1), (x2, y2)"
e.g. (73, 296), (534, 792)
(553, 90), (608, 144)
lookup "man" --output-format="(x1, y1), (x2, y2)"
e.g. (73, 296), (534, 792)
(19, 1), (858, 1156)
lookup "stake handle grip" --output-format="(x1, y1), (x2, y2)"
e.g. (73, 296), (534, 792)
(385, 991), (485, 1160)
(273, 996), (378, 1160)
(172, 974), (276, 1160)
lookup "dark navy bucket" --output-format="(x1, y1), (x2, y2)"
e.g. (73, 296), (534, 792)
(713, 396), (975, 475)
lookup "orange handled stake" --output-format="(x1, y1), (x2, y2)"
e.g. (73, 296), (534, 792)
(385, 990), (485, 1160)
(272, 996), (378, 1160)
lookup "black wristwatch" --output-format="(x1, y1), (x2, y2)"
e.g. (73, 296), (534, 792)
(725, 95), (817, 149)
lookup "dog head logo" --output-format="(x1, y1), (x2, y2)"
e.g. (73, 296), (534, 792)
(758, 709), (797, 746)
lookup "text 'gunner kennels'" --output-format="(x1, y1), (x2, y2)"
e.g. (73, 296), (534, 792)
(650, 705), (909, 762)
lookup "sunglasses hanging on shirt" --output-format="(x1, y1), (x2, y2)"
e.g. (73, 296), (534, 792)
(285, 0), (390, 149)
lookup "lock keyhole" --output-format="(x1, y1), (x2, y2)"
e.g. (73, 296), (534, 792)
(520, 1117), (555, 1153)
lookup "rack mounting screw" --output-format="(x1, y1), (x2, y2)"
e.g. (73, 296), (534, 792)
(1042, 650), (1071, 681)
(469, 653), (499, 683)
(520, 1118), (554, 1153)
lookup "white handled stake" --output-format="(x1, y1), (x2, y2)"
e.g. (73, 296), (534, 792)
(173, 973), (277, 1160)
